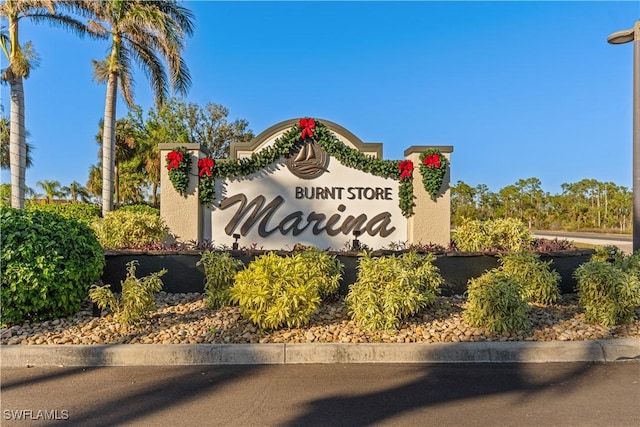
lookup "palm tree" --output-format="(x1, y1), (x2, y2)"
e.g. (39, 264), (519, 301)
(37, 179), (63, 204)
(83, 1), (194, 216)
(62, 181), (91, 203)
(0, 0), (100, 209)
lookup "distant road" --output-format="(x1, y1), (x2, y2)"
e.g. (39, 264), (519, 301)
(533, 230), (632, 253)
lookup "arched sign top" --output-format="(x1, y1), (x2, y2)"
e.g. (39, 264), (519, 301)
(230, 118), (383, 160)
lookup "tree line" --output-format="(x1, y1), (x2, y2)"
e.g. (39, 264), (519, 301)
(451, 177), (632, 233)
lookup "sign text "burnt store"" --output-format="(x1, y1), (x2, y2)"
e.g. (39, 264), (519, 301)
(295, 186), (393, 201)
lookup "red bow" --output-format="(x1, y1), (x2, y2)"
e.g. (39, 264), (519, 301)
(423, 153), (441, 169)
(167, 150), (183, 170)
(300, 118), (315, 139)
(198, 158), (214, 177)
(398, 160), (414, 180)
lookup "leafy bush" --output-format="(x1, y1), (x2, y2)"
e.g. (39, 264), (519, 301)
(464, 269), (531, 333)
(197, 251), (245, 309)
(117, 204), (160, 216)
(345, 251), (443, 330)
(591, 245), (625, 263)
(89, 260), (166, 327)
(27, 203), (101, 225)
(92, 210), (168, 249)
(531, 238), (576, 252)
(498, 252), (561, 305)
(230, 251), (339, 330)
(620, 251), (640, 277)
(592, 246), (640, 276)
(0, 207), (105, 325)
(574, 259), (640, 327)
(298, 247), (343, 299)
(453, 218), (532, 252)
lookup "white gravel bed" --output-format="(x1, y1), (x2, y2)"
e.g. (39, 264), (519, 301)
(1, 292), (638, 346)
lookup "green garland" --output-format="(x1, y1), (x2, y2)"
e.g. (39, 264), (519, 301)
(196, 119), (446, 216)
(198, 158), (216, 206)
(166, 146), (191, 196)
(397, 160), (415, 217)
(212, 120), (399, 179)
(419, 149), (447, 200)
(398, 179), (415, 217)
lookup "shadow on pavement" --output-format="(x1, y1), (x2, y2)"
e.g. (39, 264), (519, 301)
(284, 346), (598, 426)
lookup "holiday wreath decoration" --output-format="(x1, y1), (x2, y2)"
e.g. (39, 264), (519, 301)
(198, 157), (216, 206)
(166, 146), (191, 196)
(419, 149), (448, 200)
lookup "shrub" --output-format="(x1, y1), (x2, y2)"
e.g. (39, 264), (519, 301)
(592, 246), (640, 277)
(298, 247), (343, 299)
(498, 252), (561, 305)
(92, 210), (168, 249)
(620, 251), (640, 277)
(591, 245), (625, 263)
(345, 251), (443, 330)
(117, 204), (160, 216)
(453, 218), (532, 252)
(530, 238), (576, 252)
(197, 251), (245, 309)
(230, 252), (337, 330)
(89, 260), (166, 327)
(464, 269), (531, 333)
(0, 207), (105, 325)
(27, 203), (101, 225)
(574, 260), (640, 327)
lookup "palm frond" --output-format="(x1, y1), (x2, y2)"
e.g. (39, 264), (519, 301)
(91, 58), (109, 83)
(117, 45), (136, 108)
(28, 12), (105, 39)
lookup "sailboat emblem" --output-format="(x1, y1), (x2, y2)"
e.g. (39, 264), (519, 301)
(285, 140), (329, 179)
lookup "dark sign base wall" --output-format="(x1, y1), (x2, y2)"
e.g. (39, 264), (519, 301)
(102, 250), (595, 297)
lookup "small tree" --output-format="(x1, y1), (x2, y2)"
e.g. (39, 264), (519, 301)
(89, 260), (166, 327)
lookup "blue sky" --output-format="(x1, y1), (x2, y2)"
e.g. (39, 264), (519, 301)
(1, 1), (639, 195)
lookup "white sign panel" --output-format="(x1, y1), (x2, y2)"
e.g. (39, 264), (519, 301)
(210, 155), (405, 250)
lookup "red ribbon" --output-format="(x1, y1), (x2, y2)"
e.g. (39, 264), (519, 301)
(198, 158), (214, 177)
(167, 150), (183, 170)
(423, 153), (441, 169)
(398, 160), (414, 180)
(300, 118), (315, 139)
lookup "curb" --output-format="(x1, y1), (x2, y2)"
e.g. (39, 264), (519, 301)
(1, 339), (638, 367)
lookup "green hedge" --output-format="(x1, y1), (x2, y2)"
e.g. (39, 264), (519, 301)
(1, 207), (105, 325)
(27, 203), (101, 225)
(92, 210), (168, 250)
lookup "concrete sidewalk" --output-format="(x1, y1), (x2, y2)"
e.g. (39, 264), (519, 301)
(1, 339), (638, 367)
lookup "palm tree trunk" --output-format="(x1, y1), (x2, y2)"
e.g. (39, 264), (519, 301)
(101, 71), (117, 217)
(114, 163), (120, 206)
(8, 10), (26, 210)
(9, 75), (26, 209)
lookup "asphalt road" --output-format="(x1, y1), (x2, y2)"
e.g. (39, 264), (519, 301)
(2, 363), (639, 426)
(534, 231), (633, 253)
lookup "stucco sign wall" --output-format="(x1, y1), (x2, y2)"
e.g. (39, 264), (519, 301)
(210, 156), (404, 249)
(159, 118), (453, 250)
